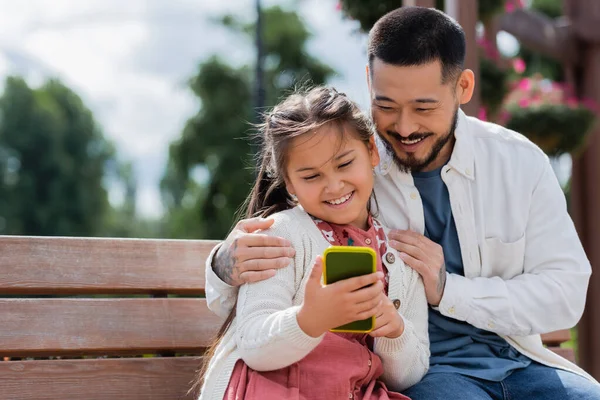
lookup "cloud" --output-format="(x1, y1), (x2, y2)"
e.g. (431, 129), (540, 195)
(130, 0), (253, 80)
(299, 0), (370, 108)
(0, 0), (369, 219)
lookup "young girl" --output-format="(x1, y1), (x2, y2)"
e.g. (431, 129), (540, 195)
(197, 86), (429, 399)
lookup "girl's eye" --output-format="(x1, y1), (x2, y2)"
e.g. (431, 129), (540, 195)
(339, 160), (353, 169)
(303, 175), (319, 181)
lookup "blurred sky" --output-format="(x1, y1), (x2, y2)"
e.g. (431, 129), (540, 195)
(0, 0), (375, 218)
(0, 0), (530, 219)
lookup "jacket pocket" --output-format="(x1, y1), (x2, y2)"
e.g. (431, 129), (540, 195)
(483, 235), (526, 279)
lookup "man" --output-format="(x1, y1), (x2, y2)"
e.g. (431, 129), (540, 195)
(204, 6), (600, 399)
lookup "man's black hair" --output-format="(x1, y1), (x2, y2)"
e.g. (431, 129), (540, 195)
(368, 7), (466, 83)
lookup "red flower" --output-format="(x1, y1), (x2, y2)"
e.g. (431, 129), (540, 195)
(517, 78), (531, 91)
(478, 107), (488, 121)
(512, 58), (526, 74)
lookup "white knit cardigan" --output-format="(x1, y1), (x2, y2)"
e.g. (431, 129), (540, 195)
(199, 206), (430, 399)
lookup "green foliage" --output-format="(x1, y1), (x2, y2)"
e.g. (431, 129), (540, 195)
(531, 0), (563, 18)
(339, 0), (504, 32)
(519, 48), (564, 82)
(99, 161), (164, 239)
(167, 57), (253, 240)
(0, 76), (115, 236)
(505, 104), (595, 156)
(162, 6), (335, 239)
(436, 0), (505, 23)
(480, 56), (510, 118)
(476, 0), (506, 23)
(517, 0), (564, 81)
(339, 0), (404, 32)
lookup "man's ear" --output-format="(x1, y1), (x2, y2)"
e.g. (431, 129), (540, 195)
(366, 64), (371, 92)
(456, 69), (475, 105)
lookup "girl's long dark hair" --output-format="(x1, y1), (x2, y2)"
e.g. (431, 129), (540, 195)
(190, 86), (377, 396)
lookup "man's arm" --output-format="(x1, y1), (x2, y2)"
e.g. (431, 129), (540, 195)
(204, 217), (295, 318)
(392, 158), (591, 337)
(436, 159), (591, 336)
(205, 243), (237, 319)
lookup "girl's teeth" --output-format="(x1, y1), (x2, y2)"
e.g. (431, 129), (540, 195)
(328, 192), (352, 205)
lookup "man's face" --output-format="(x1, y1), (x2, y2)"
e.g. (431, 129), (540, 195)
(369, 58), (461, 173)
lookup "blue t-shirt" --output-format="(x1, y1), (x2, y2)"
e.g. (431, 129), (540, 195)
(412, 167), (531, 381)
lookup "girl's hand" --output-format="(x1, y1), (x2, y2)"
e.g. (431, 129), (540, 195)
(368, 294), (405, 339)
(297, 256), (384, 338)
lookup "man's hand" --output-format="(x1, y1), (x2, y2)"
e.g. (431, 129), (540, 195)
(388, 229), (447, 306)
(213, 217), (295, 286)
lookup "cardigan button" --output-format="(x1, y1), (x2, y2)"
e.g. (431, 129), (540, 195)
(385, 252), (395, 264)
(393, 299), (401, 310)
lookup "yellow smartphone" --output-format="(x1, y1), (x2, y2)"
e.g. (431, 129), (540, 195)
(322, 246), (377, 333)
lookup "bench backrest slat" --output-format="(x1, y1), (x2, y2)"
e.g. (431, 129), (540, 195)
(1, 298), (222, 357)
(0, 236), (219, 295)
(0, 357), (200, 400)
(540, 329), (571, 347)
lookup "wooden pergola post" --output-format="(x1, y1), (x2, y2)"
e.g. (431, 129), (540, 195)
(444, 0), (480, 117)
(500, 0), (600, 379)
(565, 0), (600, 380)
(402, 0), (436, 7)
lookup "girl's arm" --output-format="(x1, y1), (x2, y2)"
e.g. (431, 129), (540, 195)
(375, 269), (430, 392)
(234, 226), (324, 371)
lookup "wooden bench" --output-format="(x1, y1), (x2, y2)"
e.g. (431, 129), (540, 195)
(0, 235), (576, 399)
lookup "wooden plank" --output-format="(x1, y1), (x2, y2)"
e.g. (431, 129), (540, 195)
(548, 347), (577, 364)
(445, 0), (481, 117)
(1, 299), (223, 357)
(571, 0), (600, 43)
(0, 236), (221, 294)
(499, 10), (579, 64)
(0, 357), (202, 400)
(569, 0), (600, 381)
(541, 329), (572, 346)
(402, 0), (435, 7)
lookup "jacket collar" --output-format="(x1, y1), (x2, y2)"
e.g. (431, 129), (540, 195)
(447, 109), (476, 180)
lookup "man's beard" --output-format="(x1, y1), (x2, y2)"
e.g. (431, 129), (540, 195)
(379, 108), (459, 173)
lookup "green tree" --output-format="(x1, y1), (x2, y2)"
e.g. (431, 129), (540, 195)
(100, 160), (161, 238)
(162, 6), (335, 239)
(0, 76), (115, 236)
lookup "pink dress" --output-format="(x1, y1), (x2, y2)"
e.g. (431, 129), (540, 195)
(224, 216), (411, 400)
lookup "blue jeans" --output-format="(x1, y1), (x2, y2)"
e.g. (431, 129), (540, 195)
(402, 362), (600, 400)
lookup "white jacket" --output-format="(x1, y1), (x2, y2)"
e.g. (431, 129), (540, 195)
(371, 110), (594, 381)
(200, 207), (430, 399)
(205, 110), (596, 383)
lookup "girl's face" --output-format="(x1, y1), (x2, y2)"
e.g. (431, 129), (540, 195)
(284, 123), (380, 230)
